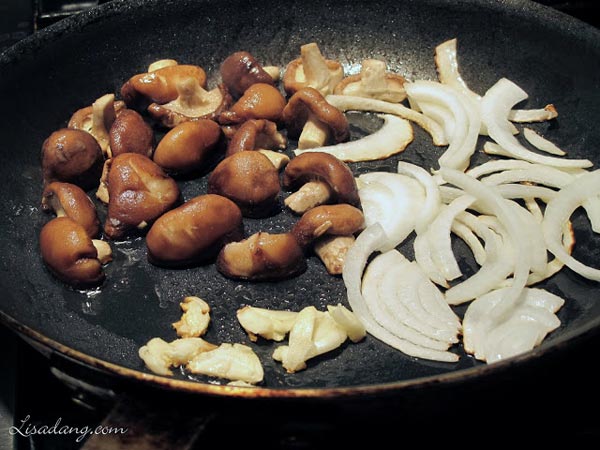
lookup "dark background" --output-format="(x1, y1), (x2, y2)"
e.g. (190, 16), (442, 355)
(1, 1), (599, 448)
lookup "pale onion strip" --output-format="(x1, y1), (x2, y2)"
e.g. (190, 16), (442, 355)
(293, 114), (413, 162)
(426, 195), (476, 281)
(370, 253), (456, 345)
(342, 224), (458, 362)
(582, 196), (600, 233)
(481, 78), (592, 169)
(397, 161), (442, 234)
(414, 233), (450, 288)
(405, 80), (480, 171)
(383, 260), (460, 342)
(416, 275), (462, 329)
(523, 127), (566, 156)
(440, 184), (557, 210)
(326, 94), (448, 146)
(451, 220), (487, 266)
(480, 166), (574, 189)
(445, 212), (514, 305)
(439, 168), (531, 321)
(465, 159), (535, 179)
(508, 104), (558, 123)
(482, 141), (514, 157)
(505, 200), (547, 274)
(542, 170), (600, 281)
(413, 100), (455, 141)
(434, 38), (481, 103)
(524, 197), (544, 223)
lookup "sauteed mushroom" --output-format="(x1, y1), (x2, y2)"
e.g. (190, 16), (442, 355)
(153, 119), (222, 174)
(220, 51), (277, 99)
(41, 182), (100, 238)
(283, 42), (343, 96)
(40, 217), (111, 288)
(104, 153), (180, 239)
(226, 119), (286, 156)
(282, 152), (360, 214)
(146, 194), (243, 267)
(218, 83), (286, 125)
(333, 59), (406, 102)
(282, 87), (349, 149)
(217, 232), (306, 281)
(109, 109), (155, 158)
(208, 151), (280, 217)
(41, 128), (104, 190)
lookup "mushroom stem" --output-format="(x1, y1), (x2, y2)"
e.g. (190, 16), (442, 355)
(284, 180), (332, 214)
(96, 159), (111, 204)
(263, 66), (281, 82)
(92, 239), (113, 264)
(361, 59), (389, 95)
(298, 113), (331, 149)
(148, 59), (178, 72)
(257, 150), (290, 170)
(301, 43), (335, 94)
(92, 94), (117, 158)
(314, 235), (355, 275)
(176, 78), (211, 109)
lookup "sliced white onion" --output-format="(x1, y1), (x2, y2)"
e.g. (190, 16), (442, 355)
(508, 104), (558, 123)
(481, 78), (592, 169)
(397, 162), (442, 234)
(465, 159), (535, 179)
(434, 38), (481, 103)
(451, 219), (487, 266)
(342, 224), (459, 362)
(542, 170), (600, 281)
(480, 165), (574, 189)
(325, 94), (448, 146)
(413, 232), (449, 288)
(523, 127), (566, 156)
(294, 114), (413, 162)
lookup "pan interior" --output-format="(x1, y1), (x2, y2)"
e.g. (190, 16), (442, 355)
(1, 0), (600, 391)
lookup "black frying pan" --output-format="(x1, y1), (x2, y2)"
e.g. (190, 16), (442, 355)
(1, 0), (600, 399)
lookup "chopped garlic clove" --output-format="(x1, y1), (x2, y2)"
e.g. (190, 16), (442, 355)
(173, 296), (211, 338)
(327, 304), (366, 343)
(187, 343), (264, 385)
(138, 337), (216, 376)
(236, 306), (298, 342)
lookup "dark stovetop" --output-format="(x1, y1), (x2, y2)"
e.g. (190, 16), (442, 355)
(2, 1), (600, 449)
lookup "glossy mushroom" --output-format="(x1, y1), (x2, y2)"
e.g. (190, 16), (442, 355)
(225, 119), (288, 168)
(40, 217), (111, 288)
(146, 194), (243, 267)
(147, 77), (232, 128)
(207, 151), (280, 218)
(283, 42), (343, 96)
(291, 204), (364, 274)
(333, 59), (406, 103)
(41, 128), (104, 190)
(41, 182), (100, 238)
(153, 119), (222, 174)
(282, 152), (360, 214)
(104, 153), (180, 239)
(217, 232), (306, 281)
(220, 51), (277, 99)
(109, 109), (155, 158)
(282, 87), (349, 150)
(218, 83), (286, 125)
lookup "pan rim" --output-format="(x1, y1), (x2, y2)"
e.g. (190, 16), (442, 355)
(2, 0), (600, 397)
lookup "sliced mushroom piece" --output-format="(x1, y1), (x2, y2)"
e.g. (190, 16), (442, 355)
(172, 296), (211, 338)
(333, 59), (406, 103)
(104, 153), (180, 240)
(218, 83), (286, 125)
(282, 152), (360, 214)
(226, 119), (286, 156)
(146, 194), (243, 267)
(39, 217), (111, 288)
(292, 204), (364, 274)
(220, 51), (277, 99)
(41, 128), (104, 190)
(217, 232), (307, 281)
(207, 151), (280, 218)
(147, 77), (232, 128)
(283, 42), (344, 96)
(120, 64), (207, 109)
(109, 109), (155, 158)
(153, 119), (222, 174)
(41, 182), (100, 238)
(282, 87), (349, 150)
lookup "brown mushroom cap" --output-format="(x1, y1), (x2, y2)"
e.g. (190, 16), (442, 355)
(41, 182), (100, 238)
(120, 64), (208, 109)
(220, 51), (275, 99)
(291, 204), (365, 248)
(217, 232), (306, 281)
(146, 194), (243, 267)
(109, 109), (155, 158)
(281, 87), (349, 143)
(104, 153), (180, 239)
(282, 152), (360, 207)
(153, 119), (222, 173)
(41, 128), (104, 190)
(226, 119), (286, 157)
(207, 151), (280, 218)
(218, 83), (286, 125)
(39, 217), (105, 287)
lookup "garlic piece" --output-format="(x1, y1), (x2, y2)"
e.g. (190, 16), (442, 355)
(236, 306), (298, 342)
(173, 296), (211, 338)
(187, 343), (264, 385)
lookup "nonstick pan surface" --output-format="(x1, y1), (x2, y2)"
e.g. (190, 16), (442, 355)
(1, 0), (600, 397)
